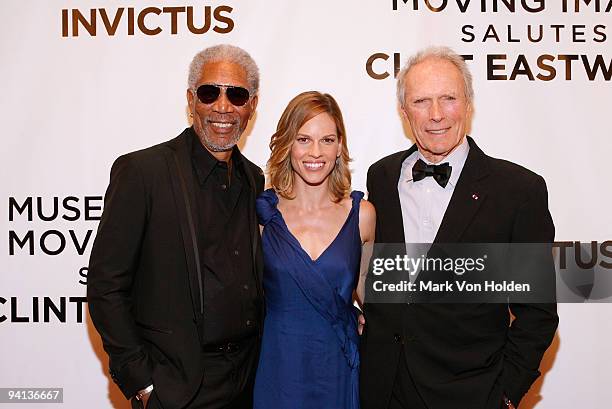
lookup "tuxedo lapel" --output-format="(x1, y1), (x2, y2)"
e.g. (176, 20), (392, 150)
(434, 136), (490, 244)
(164, 129), (204, 318)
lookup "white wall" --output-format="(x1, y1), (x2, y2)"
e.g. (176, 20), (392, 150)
(1, 1), (611, 407)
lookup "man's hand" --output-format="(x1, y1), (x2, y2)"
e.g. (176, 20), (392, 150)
(358, 314), (366, 335)
(503, 395), (516, 409)
(134, 385), (154, 409)
(140, 391), (151, 409)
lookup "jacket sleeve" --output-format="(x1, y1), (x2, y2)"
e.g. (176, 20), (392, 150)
(366, 164), (382, 242)
(366, 165), (376, 205)
(87, 154), (154, 399)
(501, 175), (558, 405)
(256, 166), (265, 195)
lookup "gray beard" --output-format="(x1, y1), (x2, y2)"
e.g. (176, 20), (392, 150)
(202, 134), (240, 152)
(196, 125), (242, 152)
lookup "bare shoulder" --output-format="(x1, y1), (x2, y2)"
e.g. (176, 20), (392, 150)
(358, 199), (376, 243)
(359, 199), (376, 221)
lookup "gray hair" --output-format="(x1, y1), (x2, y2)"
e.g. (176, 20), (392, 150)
(187, 44), (260, 94)
(396, 46), (474, 106)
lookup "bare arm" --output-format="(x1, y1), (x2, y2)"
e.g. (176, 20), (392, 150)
(356, 200), (376, 306)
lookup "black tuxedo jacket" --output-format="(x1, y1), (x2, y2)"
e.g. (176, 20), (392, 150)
(87, 128), (264, 409)
(360, 137), (558, 409)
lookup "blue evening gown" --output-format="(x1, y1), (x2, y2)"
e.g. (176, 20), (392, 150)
(253, 189), (362, 409)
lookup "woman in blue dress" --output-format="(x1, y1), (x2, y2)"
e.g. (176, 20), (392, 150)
(254, 91), (375, 409)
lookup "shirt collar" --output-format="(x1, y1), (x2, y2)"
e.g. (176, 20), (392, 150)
(190, 127), (244, 186)
(401, 136), (470, 188)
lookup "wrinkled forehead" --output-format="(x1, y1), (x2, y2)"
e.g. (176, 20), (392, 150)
(405, 57), (466, 97)
(195, 60), (249, 88)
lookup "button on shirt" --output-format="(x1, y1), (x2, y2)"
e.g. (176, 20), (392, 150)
(398, 138), (470, 244)
(191, 130), (260, 344)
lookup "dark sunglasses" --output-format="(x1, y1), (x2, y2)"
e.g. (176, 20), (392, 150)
(195, 84), (251, 106)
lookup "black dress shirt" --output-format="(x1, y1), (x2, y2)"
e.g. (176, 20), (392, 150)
(191, 131), (260, 344)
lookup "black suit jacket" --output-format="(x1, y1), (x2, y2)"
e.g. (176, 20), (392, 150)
(87, 128), (265, 409)
(360, 137), (558, 409)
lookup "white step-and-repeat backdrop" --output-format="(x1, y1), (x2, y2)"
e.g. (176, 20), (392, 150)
(1, 1), (611, 408)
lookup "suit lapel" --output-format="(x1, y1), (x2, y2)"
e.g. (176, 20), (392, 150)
(434, 136), (490, 243)
(164, 129), (204, 317)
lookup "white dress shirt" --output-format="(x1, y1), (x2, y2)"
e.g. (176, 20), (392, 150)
(398, 137), (470, 244)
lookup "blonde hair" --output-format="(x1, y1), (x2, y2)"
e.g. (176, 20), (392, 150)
(268, 91), (351, 202)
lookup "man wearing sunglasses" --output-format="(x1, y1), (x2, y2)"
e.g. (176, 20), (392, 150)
(88, 44), (264, 409)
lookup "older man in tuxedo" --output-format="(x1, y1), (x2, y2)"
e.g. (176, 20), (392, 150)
(360, 47), (558, 409)
(88, 44), (264, 409)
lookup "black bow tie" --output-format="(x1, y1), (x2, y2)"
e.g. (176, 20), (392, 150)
(411, 159), (452, 188)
